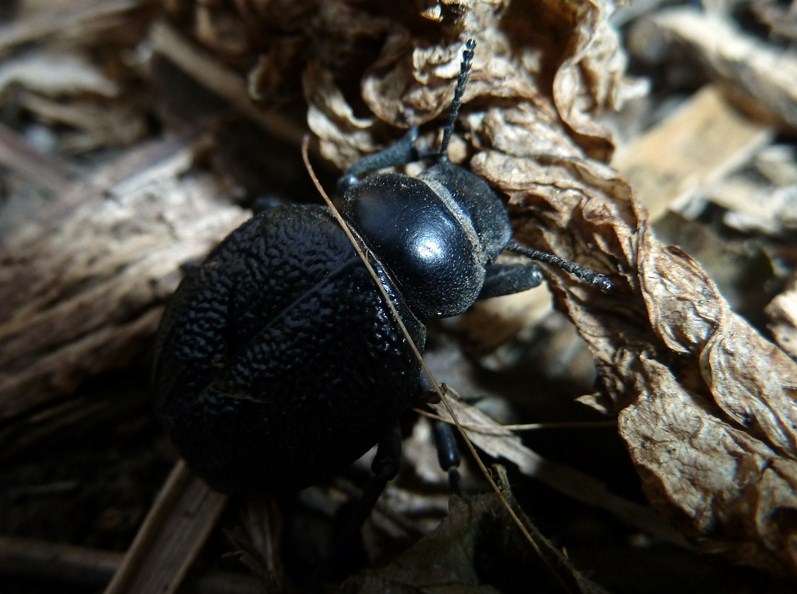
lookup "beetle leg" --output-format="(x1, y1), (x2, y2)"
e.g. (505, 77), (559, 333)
(477, 262), (544, 300)
(412, 378), (462, 493)
(433, 421), (462, 495)
(319, 426), (402, 578)
(337, 127), (420, 193)
(412, 371), (448, 405)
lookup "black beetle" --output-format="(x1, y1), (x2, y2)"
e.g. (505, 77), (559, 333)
(152, 39), (611, 498)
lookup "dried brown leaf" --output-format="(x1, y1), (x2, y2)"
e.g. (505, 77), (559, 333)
(344, 493), (608, 594)
(305, 62), (381, 170)
(608, 228), (797, 575)
(617, 360), (797, 575)
(308, 0), (629, 169)
(639, 235), (797, 457)
(548, 0), (630, 160)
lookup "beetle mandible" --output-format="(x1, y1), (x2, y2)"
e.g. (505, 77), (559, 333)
(152, 39), (612, 498)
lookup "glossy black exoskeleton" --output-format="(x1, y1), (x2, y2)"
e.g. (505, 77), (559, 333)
(152, 40), (611, 497)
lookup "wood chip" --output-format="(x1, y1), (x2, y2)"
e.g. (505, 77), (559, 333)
(612, 85), (773, 221)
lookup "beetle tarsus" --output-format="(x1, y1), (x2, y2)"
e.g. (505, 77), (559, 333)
(433, 421), (462, 495)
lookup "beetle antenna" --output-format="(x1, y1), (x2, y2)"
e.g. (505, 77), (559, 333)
(438, 39), (476, 161)
(506, 240), (614, 293)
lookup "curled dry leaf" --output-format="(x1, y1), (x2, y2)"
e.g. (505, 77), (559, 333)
(548, 0), (630, 160)
(307, 0), (629, 169)
(618, 229), (797, 573)
(304, 62), (380, 171)
(304, 0), (797, 578)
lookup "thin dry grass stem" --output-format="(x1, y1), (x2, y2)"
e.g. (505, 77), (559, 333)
(413, 406), (616, 432)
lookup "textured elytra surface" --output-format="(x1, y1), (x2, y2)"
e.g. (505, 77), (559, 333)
(153, 205), (425, 496)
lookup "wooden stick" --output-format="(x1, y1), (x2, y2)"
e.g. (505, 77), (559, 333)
(103, 460), (229, 594)
(0, 535), (260, 594)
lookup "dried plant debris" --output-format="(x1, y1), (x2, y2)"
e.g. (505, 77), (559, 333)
(752, 0), (797, 43)
(708, 143), (797, 236)
(307, 0), (631, 169)
(612, 86), (775, 223)
(0, 50), (146, 153)
(345, 493), (609, 594)
(652, 212), (778, 323)
(2, 0), (797, 592)
(161, 0), (317, 103)
(628, 6), (797, 131)
(0, 0), (155, 154)
(0, 1), (247, 420)
(624, 232), (797, 573)
(0, 138), (249, 418)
